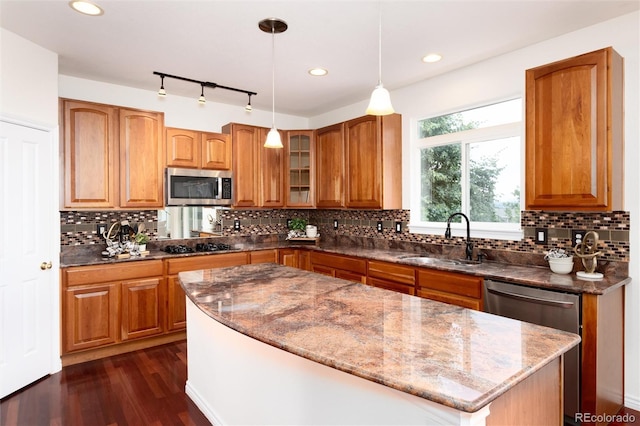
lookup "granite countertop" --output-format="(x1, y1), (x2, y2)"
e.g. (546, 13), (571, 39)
(179, 263), (581, 413)
(60, 240), (630, 295)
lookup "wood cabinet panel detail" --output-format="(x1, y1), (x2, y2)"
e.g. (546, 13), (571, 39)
(61, 100), (119, 208)
(119, 108), (164, 208)
(315, 123), (344, 208)
(120, 278), (165, 340)
(63, 283), (119, 353)
(525, 47), (623, 211)
(201, 132), (232, 170)
(166, 127), (199, 168)
(251, 249), (278, 264)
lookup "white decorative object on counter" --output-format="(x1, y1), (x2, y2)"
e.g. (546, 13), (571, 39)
(545, 248), (574, 274)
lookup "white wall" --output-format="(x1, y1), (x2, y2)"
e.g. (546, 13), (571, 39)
(59, 75), (309, 133)
(0, 28), (58, 125)
(310, 11), (640, 410)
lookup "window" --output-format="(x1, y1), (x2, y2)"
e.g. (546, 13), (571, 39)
(410, 99), (523, 240)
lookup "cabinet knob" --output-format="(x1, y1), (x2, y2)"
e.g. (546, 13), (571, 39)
(40, 261), (52, 270)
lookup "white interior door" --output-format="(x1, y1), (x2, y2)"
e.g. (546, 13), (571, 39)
(0, 119), (57, 398)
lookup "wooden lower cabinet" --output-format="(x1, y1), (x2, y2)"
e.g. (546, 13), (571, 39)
(278, 248), (311, 271)
(367, 260), (416, 295)
(121, 277), (164, 340)
(416, 268), (483, 310)
(165, 252), (250, 332)
(63, 282), (119, 353)
(310, 251), (366, 283)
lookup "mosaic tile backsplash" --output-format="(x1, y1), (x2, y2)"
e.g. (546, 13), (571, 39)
(60, 209), (630, 265)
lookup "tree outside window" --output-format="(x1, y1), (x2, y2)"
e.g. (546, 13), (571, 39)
(414, 99), (521, 233)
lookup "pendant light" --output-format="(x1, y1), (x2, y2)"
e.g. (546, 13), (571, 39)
(259, 18), (287, 149)
(366, 3), (394, 116)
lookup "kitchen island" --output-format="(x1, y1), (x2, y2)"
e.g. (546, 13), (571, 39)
(179, 263), (580, 425)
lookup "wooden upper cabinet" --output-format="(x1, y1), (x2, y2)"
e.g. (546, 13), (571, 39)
(61, 99), (119, 209)
(223, 123), (284, 208)
(344, 114), (402, 209)
(166, 127), (200, 168)
(166, 128), (231, 170)
(315, 123), (344, 208)
(525, 47), (624, 211)
(285, 130), (315, 207)
(201, 132), (232, 170)
(224, 123), (260, 207)
(259, 127), (285, 207)
(119, 108), (165, 208)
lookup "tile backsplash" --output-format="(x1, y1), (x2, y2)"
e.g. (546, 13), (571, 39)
(60, 209), (630, 264)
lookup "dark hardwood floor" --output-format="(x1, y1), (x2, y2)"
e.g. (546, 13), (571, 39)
(0, 341), (210, 426)
(2, 340), (639, 426)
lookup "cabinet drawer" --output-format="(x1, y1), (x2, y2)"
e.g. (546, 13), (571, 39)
(417, 268), (482, 299)
(368, 277), (415, 295)
(368, 260), (415, 285)
(250, 249), (278, 264)
(310, 252), (367, 275)
(417, 288), (481, 311)
(335, 270), (366, 284)
(65, 260), (163, 286)
(166, 252), (249, 274)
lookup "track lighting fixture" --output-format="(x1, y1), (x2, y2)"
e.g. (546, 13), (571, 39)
(157, 75), (166, 97)
(198, 84), (206, 104)
(245, 94), (253, 112)
(153, 71), (256, 109)
(259, 17), (287, 149)
(366, 2), (394, 116)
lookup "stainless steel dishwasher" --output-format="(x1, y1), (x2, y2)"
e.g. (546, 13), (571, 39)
(483, 280), (581, 423)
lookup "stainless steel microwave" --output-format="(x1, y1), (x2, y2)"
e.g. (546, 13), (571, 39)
(165, 167), (233, 206)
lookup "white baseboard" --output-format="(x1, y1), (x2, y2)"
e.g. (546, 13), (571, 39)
(625, 393), (640, 411)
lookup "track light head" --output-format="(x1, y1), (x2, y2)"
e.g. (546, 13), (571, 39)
(245, 94), (252, 112)
(198, 84), (206, 104)
(157, 75), (166, 97)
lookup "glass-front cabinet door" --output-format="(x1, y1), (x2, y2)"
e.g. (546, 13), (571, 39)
(285, 130), (314, 207)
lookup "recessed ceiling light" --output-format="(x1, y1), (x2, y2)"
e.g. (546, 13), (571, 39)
(308, 68), (328, 77)
(422, 53), (442, 63)
(69, 1), (104, 16)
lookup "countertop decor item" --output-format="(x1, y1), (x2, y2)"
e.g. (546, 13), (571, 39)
(574, 231), (604, 280)
(544, 248), (574, 274)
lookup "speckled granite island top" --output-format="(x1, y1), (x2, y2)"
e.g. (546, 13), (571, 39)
(179, 262), (580, 413)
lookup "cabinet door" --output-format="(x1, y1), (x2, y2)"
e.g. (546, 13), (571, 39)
(368, 277), (415, 295)
(201, 132), (232, 170)
(345, 115), (381, 208)
(335, 270), (367, 284)
(298, 250), (311, 271)
(525, 47), (623, 211)
(119, 109), (164, 208)
(166, 127), (199, 168)
(285, 131), (315, 207)
(167, 276), (186, 331)
(417, 268), (483, 310)
(278, 249), (298, 268)
(225, 123), (260, 207)
(61, 100), (119, 209)
(63, 283), (119, 353)
(259, 128), (285, 207)
(121, 277), (165, 340)
(315, 123), (344, 208)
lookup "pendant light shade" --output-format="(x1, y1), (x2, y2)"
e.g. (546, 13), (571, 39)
(366, 3), (394, 116)
(264, 128), (282, 148)
(259, 17), (287, 149)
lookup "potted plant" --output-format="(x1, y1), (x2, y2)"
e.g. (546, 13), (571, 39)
(134, 232), (150, 252)
(544, 248), (574, 274)
(288, 218), (308, 239)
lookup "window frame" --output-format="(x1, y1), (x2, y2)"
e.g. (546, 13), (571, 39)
(409, 107), (524, 241)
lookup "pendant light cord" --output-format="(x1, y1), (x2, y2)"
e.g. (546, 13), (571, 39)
(377, 2), (382, 86)
(271, 26), (276, 128)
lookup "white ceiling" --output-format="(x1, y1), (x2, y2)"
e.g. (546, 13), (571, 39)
(1, 0), (638, 117)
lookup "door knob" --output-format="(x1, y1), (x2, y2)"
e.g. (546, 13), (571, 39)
(40, 261), (52, 270)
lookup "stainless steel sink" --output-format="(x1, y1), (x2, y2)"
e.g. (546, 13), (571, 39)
(400, 256), (480, 267)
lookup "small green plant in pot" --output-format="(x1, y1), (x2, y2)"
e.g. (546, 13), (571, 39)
(134, 232), (150, 251)
(287, 218), (307, 239)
